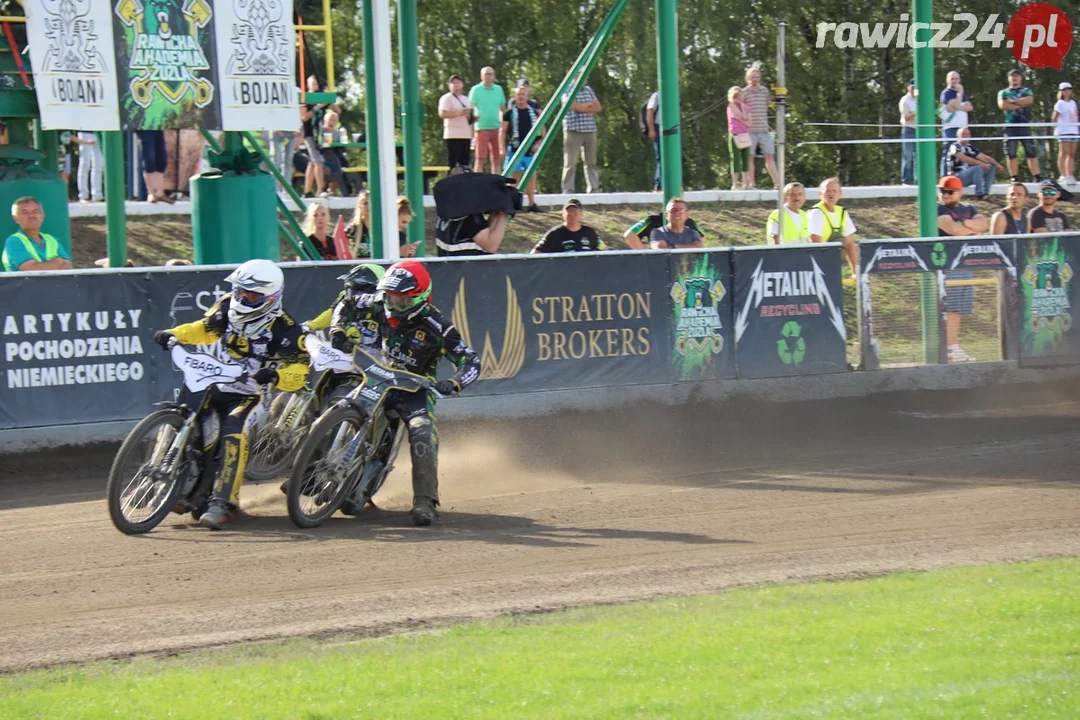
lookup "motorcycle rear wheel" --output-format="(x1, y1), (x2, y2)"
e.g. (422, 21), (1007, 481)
(287, 404), (370, 528)
(107, 410), (188, 535)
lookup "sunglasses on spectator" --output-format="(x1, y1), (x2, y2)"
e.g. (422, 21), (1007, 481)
(938, 189), (958, 195)
(1041, 188), (1059, 196)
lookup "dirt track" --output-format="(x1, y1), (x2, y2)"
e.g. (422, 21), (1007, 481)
(2, 382), (1078, 672)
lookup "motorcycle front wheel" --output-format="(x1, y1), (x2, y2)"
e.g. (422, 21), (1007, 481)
(106, 410), (188, 534)
(287, 404), (370, 528)
(246, 393), (313, 482)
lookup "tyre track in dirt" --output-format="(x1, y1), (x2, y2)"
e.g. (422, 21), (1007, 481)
(1, 383), (1078, 672)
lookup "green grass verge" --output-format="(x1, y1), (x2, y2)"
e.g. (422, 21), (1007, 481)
(3, 558), (1077, 719)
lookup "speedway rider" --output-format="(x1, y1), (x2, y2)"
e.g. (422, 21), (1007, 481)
(352, 259), (480, 526)
(153, 259), (308, 530)
(304, 263), (385, 340)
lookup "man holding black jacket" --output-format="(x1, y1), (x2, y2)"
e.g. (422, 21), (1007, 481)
(433, 167), (520, 257)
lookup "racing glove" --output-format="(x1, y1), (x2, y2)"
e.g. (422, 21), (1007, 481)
(330, 333), (353, 352)
(154, 331), (175, 350)
(254, 368), (279, 386)
(434, 379), (461, 397)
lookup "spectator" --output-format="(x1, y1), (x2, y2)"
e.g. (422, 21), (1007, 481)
(649, 198), (704, 249)
(991, 182), (1030, 235)
(899, 79), (917, 186)
(1053, 82), (1078, 186)
(561, 82), (602, 194)
(438, 74), (474, 170)
(939, 71), (973, 176)
(300, 74), (338, 198)
(272, 129), (298, 181)
(502, 84), (543, 213)
(727, 86), (752, 190)
(321, 111), (355, 196)
(997, 69), (1042, 183)
(809, 177), (858, 277)
(396, 197), (421, 258)
(59, 131), (74, 192)
(947, 127), (1004, 199)
(136, 130), (173, 204)
(345, 190), (372, 257)
(646, 90), (661, 192)
(3, 197), (73, 272)
(1029, 179), (1073, 233)
(469, 66), (507, 174)
(532, 199), (605, 254)
(74, 131), (103, 204)
(623, 208), (705, 250)
(766, 182), (810, 245)
(434, 166), (512, 257)
(742, 67), (778, 188)
(301, 201), (339, 260)
(515, 79), (543, 110)
(936, 174), (989, 363)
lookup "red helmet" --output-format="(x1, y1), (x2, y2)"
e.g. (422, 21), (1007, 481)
(377, 260), (432, 321)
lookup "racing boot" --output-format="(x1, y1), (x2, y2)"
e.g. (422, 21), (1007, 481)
(199, 501), (231, 530)
(411, 496), (437, 526)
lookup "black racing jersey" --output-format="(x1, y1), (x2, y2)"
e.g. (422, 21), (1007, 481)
(328, 293), (384, 351)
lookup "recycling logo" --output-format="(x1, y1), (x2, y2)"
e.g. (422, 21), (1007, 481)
(930, 242), (947, 268)
(777, 320), (806, 365)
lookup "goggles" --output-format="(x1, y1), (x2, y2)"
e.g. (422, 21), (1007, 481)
(234, 288), (269, 307)
(384, 292), (419, 312)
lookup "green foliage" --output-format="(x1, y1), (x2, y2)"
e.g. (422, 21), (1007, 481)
(2, 558), (1077, 718)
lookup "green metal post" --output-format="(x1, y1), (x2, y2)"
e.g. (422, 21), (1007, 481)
(512, 0), (629, 189)
(32, 121), (59, 175)
(362, 0), (384, 258)
(102, 132), (127, 267)
(914, 0), (938, 362)
(655, 0), (683, 203)
(398, 0), (425, 254)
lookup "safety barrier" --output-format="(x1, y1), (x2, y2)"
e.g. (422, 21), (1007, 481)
(1, 237), (1076, 431)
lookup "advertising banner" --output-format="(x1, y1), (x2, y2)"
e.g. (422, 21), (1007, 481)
(25, 0), (123, 130)
(213, 0), (298, 131)
(860, 238), (1016, 275)
(1018, 235), (1080, 365)
(733, 246), (847, 378)
(0, 274), (157, 429)
(667, 251), (736, 381)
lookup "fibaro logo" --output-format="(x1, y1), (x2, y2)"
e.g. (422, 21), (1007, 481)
(815, 3), (1073, 69)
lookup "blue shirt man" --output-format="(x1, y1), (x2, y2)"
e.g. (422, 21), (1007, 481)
(2, 197), (73, 272)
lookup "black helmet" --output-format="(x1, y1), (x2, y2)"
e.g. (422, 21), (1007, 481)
(338, 263), (385, 296)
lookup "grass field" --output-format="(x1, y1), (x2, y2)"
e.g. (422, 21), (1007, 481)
(2, 557), (1076, 719)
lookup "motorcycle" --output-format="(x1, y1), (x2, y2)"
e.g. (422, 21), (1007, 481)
(106, 344), (253, 534)
(285, 334), (440, 528)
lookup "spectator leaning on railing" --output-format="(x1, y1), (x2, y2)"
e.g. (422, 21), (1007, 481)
(623, 207), (705, 250)
(808, 178), (857, 278)
(649, 198), (704, 249)
(3, 197), (73, 272)
(991, 182), (1030, 235)
(532, 199), (605, 254)
(1029, 179), (1073, 233)
(936, 174), (989, 364)
(766, 182), (810, 245)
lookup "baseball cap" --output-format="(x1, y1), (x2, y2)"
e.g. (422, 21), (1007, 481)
(1040, 178), (1074, 201)
(937, 176), (963, 190)
(1007, 68), (1023, 77)
(447, 74), (463, 83)
(906, 78), (915, 87)
(517, 77), (530, 87)
(1060, 82), (1073, 90)
(563, 198), (582, 210)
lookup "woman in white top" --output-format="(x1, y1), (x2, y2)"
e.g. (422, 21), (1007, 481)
(1052, 82), (1079, 185)
(808, 177), (858, 278)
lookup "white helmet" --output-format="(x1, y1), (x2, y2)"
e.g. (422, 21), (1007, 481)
(224, 259), (284, 337)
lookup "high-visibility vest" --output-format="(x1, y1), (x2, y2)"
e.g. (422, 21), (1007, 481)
(3, 231), (61, 272)
(812, 202), (848, 242)
(766, 207), (810, 244)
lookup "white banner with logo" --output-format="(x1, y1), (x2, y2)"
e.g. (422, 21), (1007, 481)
(25, 0), (122, 130)
(213, 0), (298, 131)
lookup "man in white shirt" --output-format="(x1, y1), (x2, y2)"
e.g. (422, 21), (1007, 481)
(899, 80), (917, 185)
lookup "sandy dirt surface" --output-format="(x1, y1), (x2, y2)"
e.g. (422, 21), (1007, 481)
(1, 383), (1078, 672)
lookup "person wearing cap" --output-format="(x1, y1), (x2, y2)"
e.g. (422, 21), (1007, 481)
(947, 127), (1004, 200)
(532, 199), (606, 254)
(649, 198), (703, 249)
(998, 69), (1042, 183)
(469, 67), (507, 174)
(561, 82), (602, 194)
(1052, 82), (1078, 186)
(766, 182), (810, 245)
(899, 79), (918, 186)
(438, 74), (474, 170)
(936, 175), (988, 363)
(1029, 179), (1073, 234)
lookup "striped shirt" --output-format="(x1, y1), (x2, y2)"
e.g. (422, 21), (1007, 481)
(564, 86), (598, 133)
(742, 84), (771, 133)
